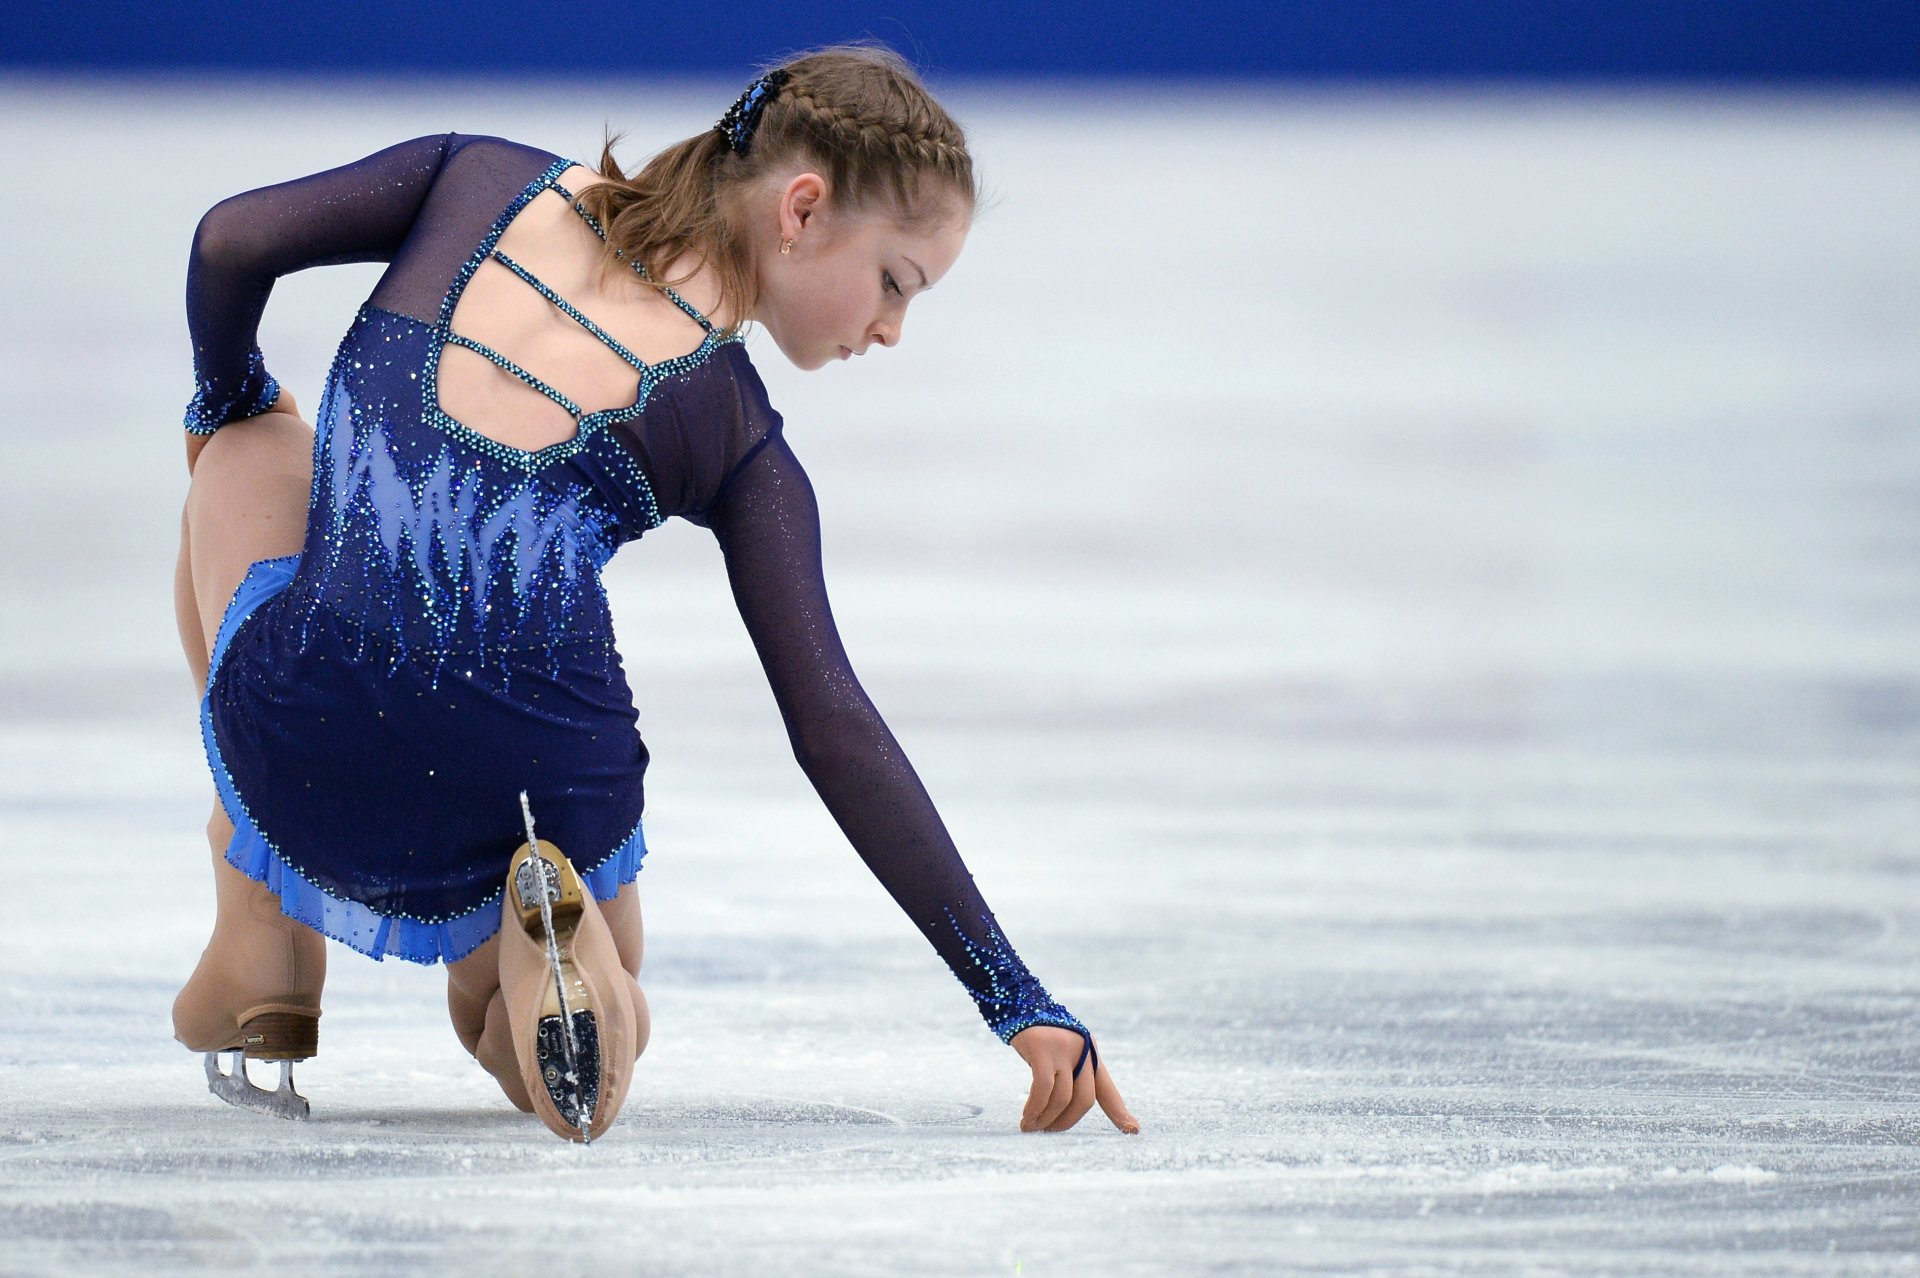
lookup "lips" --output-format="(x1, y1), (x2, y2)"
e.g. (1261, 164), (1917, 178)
(839, 346), (852, 360)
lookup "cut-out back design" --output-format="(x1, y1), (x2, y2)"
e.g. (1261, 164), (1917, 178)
(421, 161), (737, 471)
(182, 132), (1087, 1048)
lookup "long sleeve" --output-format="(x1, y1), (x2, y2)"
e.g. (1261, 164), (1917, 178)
(182, 131), (457, 434)
(707, 424), (1087, 1046)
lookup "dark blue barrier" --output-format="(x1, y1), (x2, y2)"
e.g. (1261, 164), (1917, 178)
(9, 1), (1918, 81)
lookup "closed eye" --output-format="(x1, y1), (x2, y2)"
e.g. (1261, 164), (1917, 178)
(884, 271), (903, 297)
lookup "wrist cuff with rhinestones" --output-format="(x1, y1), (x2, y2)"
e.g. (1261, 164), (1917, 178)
(185, 345), (280, 435)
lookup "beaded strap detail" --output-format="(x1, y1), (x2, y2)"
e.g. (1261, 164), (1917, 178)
(442, 331), (582, 418)
(551, 178), (718, 334)
(490, 250), (649, 374)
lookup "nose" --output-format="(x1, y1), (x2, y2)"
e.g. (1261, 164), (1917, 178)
(868, 319), (899, 350)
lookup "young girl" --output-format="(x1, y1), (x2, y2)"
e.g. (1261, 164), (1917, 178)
(171, 42), (1140, 1142)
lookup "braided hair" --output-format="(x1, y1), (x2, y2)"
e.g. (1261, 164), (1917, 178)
(572, 40), (979, 338)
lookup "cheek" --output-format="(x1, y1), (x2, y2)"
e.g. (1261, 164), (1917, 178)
(821, 282), (864, 326)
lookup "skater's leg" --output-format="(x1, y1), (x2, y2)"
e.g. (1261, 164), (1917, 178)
(481, 987), (535, 1112)
(173, 802), (328, 1051)
(598, 882), (652, 1059)
(599, 882), (645, 978)
(175, 503), (209, 694)
(446, 931), (502, 1058)
(184, 410), (313, 654)
(447, 932), (536, 1111)
(175, 409), (325, 1052)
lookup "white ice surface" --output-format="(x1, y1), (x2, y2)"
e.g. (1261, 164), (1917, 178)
(1, 78), (1917, 1275)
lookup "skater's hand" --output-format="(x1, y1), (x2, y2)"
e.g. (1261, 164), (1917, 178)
(185, 388), (302, 476)
(1011, 1024), (1140, 1134)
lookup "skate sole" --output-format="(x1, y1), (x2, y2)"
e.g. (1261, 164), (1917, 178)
(508, 840), (604, 1138)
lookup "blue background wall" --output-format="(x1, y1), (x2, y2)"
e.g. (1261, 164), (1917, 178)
(9, 1), (1919, 81)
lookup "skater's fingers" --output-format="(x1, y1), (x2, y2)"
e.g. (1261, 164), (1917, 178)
(1021, 1065), (1072, 1132)
(1035, 1066), (1073, 1130)
(1043, 1059), (1098, 1131)
(1094, 1054), (1141, 1134)
(1019, 1063), (1053, 1130)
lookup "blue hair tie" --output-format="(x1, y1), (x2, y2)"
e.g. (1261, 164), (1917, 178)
(715, 69), (791, 157)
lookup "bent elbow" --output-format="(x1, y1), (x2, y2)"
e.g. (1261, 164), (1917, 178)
(191, 197), (263, 275)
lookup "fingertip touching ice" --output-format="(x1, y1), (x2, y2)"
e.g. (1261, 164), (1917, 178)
(172, 43), (1121, 1141)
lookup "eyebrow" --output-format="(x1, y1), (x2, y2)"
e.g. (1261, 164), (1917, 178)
(904, 256), (930, 292)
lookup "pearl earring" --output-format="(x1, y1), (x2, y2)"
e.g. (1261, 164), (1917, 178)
(780, 238), (793, 255)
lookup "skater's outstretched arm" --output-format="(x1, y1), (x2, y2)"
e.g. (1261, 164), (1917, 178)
(708, 431), (1139, 1133)
(709, 431), (1082, 1035)
(182, 132), (458, 439)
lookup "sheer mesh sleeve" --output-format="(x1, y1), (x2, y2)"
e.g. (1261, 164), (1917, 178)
(708, 425), (1088, 1047)
(181, 131), (457, 434)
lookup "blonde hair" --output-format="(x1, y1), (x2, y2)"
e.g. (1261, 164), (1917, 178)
(574, 41), (979, 338)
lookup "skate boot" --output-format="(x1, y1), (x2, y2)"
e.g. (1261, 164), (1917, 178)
(173, 849), (325, 1121)
(499, 806), (636, 1143)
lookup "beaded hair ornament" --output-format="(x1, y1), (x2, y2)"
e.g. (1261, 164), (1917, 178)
(715, 69), (792, 157)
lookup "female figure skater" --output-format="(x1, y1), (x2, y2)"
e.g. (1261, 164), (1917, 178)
(171, 43), (1140, 1142)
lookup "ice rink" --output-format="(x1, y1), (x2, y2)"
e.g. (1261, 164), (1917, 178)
(1, 78), (1917, 1274)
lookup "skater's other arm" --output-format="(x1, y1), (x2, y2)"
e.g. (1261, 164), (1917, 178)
(182, 132), (457, 439)
(707, 430), (1089, 1046)
(707, 433), (1142, 1134)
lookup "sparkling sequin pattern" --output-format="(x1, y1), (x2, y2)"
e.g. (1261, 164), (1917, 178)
(297, 304), (630, 693)
(184, 342), (280, 434)
(941, 905), (1090, 1044)
(287, 159), (741, 692)
(715, 70), (791, 156)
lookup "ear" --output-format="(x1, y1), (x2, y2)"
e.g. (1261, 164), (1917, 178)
(779, 172), (828, 239)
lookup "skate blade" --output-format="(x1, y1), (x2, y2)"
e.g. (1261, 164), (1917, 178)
(203, 1051), (311, 1121)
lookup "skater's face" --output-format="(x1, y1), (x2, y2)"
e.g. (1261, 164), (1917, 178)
(750, 172), (969, 371)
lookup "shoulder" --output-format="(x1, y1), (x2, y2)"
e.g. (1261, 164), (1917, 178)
(709, 341), (783, 421)
(440, 132), (567, 167)
(423, 134), (583, 214)
(656, 339), (778, 417)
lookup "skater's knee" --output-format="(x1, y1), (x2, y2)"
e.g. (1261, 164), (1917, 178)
(193, 409), (313, 470)
(191, 430), (294, 506)
(446, 936), (502, 1059)
(447, 980), (487, 1057)
(479, 988), (534, 1113)
(446, 934), (500, 1000)
(186, 415), (314, 534)
(187, 419), (314, 646)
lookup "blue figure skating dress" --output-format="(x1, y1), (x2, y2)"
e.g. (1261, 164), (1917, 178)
(183, 132), (1086, 1046)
